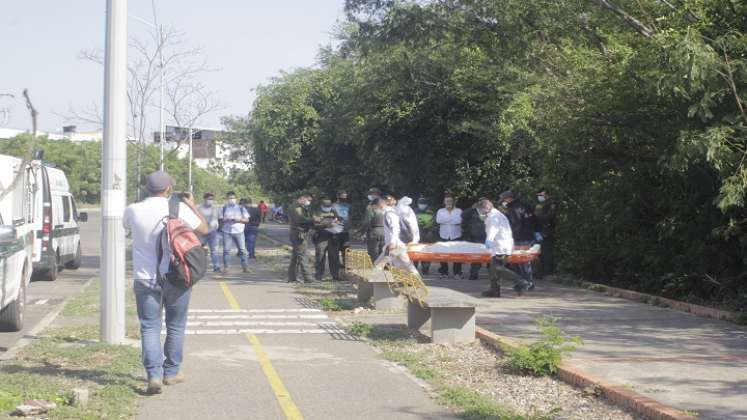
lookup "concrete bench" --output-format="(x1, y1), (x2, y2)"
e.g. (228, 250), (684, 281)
(403, 285), (478, 345)
(344, 268), (404, 311)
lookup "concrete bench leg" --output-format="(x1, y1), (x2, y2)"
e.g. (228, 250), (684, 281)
(356, 279), (373, 303)
(372, 282), (403, 311)
(407, 300), (430, 331)
(430, 307), (476, 344)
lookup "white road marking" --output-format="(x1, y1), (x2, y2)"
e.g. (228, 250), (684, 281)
(188, 308), (322, 314)
(179, 329), (331, 335)
(187, 314), (328, 320)
(35, 299), (49, 305)
(177, 321), (321, 327)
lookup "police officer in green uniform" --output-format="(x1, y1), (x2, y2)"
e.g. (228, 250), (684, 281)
(288, 192), (320, 283)
(313, 198), (341, 281)
(361, 187), (386, 261)
(413, 196), (435, 275)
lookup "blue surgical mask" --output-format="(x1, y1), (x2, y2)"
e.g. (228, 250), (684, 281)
(321, 206), (332, 212)
(537, 196), (546, 203)
(367, 195), (375, 201)
(205, 199), (214, 207)
(418, 204), (427, 210)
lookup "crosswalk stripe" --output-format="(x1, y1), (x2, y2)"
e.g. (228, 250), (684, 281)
(188, 309), (321, 314)
(187, 314), (328, 320)
(181, 329), (331, 335)
(182, 321), (320, 327)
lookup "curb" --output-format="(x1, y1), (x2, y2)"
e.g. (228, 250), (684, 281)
(552, 278), (740, 324)
(474, 327), (696, 420)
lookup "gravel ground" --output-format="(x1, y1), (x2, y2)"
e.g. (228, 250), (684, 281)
(338, 311), (640, 420)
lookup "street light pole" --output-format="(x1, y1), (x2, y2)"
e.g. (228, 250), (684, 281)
(158, 26), (165, 171)
(101, 0), (127, 344)
(188, 127), (193, 192)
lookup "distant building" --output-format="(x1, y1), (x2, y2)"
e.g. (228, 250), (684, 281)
(0, 126), (103, 142)
(153, 125), (248, 175)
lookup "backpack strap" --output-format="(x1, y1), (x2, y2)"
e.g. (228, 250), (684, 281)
(169, 195), (180, 219)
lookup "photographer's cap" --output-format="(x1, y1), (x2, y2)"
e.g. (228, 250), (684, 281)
(146, 171), (175, 193)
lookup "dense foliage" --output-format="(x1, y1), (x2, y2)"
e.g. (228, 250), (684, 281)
(0, 134), (260, 204)
(237, 0), (747, 309)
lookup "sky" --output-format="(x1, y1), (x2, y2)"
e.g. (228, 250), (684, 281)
(0, 0), (345, 134)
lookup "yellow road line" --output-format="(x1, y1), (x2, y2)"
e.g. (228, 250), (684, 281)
(219, 281), (304, 420)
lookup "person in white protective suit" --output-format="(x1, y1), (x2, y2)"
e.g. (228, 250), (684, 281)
(480, 199), (529, 297)
(396, 196), (420, 245)
(374, 195), (420, 276)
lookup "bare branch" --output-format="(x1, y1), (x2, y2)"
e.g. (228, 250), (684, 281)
(591, 0), (654, 37)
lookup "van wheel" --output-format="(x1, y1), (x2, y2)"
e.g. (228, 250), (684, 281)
(0, 268), (27, 332)
(65, 243), (82, 270)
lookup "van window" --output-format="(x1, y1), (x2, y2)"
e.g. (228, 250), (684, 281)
(62, 196), (71, 223)
(71, 198), (79, 221)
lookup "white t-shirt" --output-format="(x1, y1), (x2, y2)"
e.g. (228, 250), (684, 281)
(220, 204), (249, 234)
(123, 196), (202, 283)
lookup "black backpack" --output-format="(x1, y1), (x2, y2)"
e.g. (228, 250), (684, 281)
(385, 210), (414, 244)
(156, 197), (208, 289)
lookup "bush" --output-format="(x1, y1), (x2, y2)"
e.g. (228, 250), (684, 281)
(506, 317), (582, 376)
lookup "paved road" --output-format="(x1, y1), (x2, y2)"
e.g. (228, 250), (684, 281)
(0, 210), (100, 356)
(138, 231), (453, 420)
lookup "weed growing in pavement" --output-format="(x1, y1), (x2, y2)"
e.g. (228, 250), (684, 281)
(319, 297), (351, 311)
(506, 317), (582, 376)
(347, 321), (373, 338)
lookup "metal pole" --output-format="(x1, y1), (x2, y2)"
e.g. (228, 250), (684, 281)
(188, 127), (193, 192)
(101, 0), (127, 344)
(158, 27), (165, 171)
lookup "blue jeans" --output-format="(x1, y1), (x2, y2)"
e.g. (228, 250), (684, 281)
(244, 226), (258, 258)
(222, 231), (248, 268)
(511, 241), (534, 285)
(200, 230), (220, 270)
(134, 280), (192, 380)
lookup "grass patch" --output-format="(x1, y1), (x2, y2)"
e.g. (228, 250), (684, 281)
(347, 321), (374, 338)
(318, 296), (355, 312)
(62, 280), (137, 317)
(0, 335), (142, 419)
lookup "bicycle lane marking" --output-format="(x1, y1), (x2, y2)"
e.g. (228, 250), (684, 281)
(219, 281), (304, 420)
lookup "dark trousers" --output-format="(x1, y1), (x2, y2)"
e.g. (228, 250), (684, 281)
(489, 256), (528, 293)
(539, 238), (555, 277)
(315, 235), (340, 280)
(415, 261), (430, 275)
(511, 241), (534, 285)
(366, 230), (385, 262)
(337, 231), (350, 267)
(244, 225), (258, 258)
(438, 236), (463, 275)
(288, 231), (313, 282)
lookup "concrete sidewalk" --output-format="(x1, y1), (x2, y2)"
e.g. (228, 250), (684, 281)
(262, 223), (747, 419)
(137, 235), (453, 420)
(426, 275), (747, 419)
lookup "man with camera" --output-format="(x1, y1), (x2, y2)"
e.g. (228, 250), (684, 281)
(123, 171), (208, 395)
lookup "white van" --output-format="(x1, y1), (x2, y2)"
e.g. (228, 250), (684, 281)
(0, 155), (34, 331)
(29, 161), (87, 281)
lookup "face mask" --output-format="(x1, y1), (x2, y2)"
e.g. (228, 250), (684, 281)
(302, 200), (311, 207)
(367, 195), (375, 201)
(479, 213), (488, 221)
(502, 201), (509, 208)
(205, 199), (214, 207)
(417, 204), (427, 210)
(228, 198), (237, 205)
(321, 206), (332, 212)
(537, 196), (546, 203)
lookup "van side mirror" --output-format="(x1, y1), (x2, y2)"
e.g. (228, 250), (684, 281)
(0, 225), (17, 246)
(79, 212), (89, 223)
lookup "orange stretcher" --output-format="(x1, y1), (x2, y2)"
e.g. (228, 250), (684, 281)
(407, 243), (539, 265)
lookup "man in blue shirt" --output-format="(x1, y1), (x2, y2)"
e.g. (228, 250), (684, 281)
(333, 190), (351, 267)
(219, 191), (250, 273)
